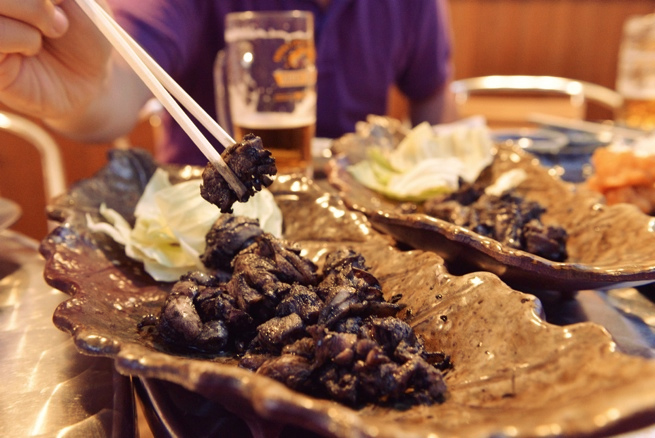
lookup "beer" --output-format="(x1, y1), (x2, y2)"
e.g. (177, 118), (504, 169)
(233, 115), (315, 174)
(618, 97), (655, 130)
(616, 14), (655, 130)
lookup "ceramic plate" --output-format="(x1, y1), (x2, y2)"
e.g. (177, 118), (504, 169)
(41, 149), (655, 437)
(327, 120), (655, 293)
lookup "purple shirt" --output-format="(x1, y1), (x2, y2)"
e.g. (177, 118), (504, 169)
(109, 0), (451, 165)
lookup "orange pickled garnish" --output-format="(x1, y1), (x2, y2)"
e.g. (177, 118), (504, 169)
(587, 147), (655, 214)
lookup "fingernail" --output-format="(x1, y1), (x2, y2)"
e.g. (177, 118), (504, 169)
(52, 6), (69, 36)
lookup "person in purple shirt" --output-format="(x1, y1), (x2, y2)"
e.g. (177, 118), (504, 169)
(0, 0), (454, 165)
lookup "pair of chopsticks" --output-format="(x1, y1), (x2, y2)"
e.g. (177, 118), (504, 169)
(72, 0), (247, 200)
(528, 113), (648, 142)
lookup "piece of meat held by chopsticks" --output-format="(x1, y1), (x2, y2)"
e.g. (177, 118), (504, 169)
(200, 134), (277, 213)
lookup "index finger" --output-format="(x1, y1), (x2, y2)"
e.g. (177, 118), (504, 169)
(0, 0), (69, 40)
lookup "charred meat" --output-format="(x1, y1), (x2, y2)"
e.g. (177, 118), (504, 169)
(141, 217), (451, 408)
(200, 215), (264, 271)
(200, 134), (277, 213)
(424, 182), (568, 262)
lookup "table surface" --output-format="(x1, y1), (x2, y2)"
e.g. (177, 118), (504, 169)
(2, 226), (655, 438)
(0, 230), (137, 438)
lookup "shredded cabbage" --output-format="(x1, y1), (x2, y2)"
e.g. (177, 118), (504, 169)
(348, 120), (494, 201)
(87, 168), (283, 282)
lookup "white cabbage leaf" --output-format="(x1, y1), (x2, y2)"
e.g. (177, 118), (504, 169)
(348, 119), (494, 201)
(87, 168), (283, 282)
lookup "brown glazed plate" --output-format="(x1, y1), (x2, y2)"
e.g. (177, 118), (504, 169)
(41, 149), (655, 437)
(327, 120), (655, 293)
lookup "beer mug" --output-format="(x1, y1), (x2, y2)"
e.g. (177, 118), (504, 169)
(616, 13), (655, 130)
(223, 10), (317, 175)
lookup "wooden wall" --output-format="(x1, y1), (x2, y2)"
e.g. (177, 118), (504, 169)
(449, 0), (655, 89)
(3, 0), (655, 241)
(391, 1), (655, 122)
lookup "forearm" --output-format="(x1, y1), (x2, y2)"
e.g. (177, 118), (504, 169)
(409, 80), (458, 127)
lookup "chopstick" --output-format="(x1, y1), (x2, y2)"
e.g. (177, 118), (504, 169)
(72, 0), (248, 200)
(89, 2), (237, 149)
(527, 113), (647, 142)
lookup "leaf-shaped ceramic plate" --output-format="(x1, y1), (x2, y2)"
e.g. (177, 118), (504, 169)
(41, 149), (655, 437)
(327, 121), (655, 293)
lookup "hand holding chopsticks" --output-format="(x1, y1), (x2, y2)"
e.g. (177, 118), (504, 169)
(72, 0), (248, 200)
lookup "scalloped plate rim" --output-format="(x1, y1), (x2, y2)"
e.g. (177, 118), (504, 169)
(326, 151), (655, 292)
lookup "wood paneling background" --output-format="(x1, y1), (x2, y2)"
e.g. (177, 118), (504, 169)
(2, 0), (655, 240)
(449, 0), (655, 88)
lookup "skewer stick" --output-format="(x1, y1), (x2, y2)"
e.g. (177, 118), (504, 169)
(73, 0), (247, 200)
(528, 113), (647, 141)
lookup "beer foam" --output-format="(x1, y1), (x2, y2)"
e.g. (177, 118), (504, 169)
(225, 27), (311, 43)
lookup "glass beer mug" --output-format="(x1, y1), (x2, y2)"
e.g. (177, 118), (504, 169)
(222, 10), (317, 175)
(616, 13), (655, 130)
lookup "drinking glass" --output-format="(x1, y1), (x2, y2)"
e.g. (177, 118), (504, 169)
(616, 13), (655, 130)
(223, 10), (317, 175)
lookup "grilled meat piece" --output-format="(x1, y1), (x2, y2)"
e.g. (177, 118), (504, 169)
(155, 277), (233, 351)
(318, 248), (383, 302)
(424, 183), (568, 261)
(157, 293), (203, 344)
(201, 214), (264, 271)
(253, 354), (314, 392)
(228, 234), (319, 320)
(200, 134), (277, 213)
(252, 313), (306, 353)
(308, 316), (449, 407)
(524, 219), (568, 261)
(281, 337), (317, 358)
(276, 284), (323, 324)
(194, 286), (253, 331)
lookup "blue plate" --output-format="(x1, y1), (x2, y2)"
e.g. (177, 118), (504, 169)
(493, 127), (610, 182)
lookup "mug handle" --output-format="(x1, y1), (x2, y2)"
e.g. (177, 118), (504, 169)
(213, 49), (233, 137)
